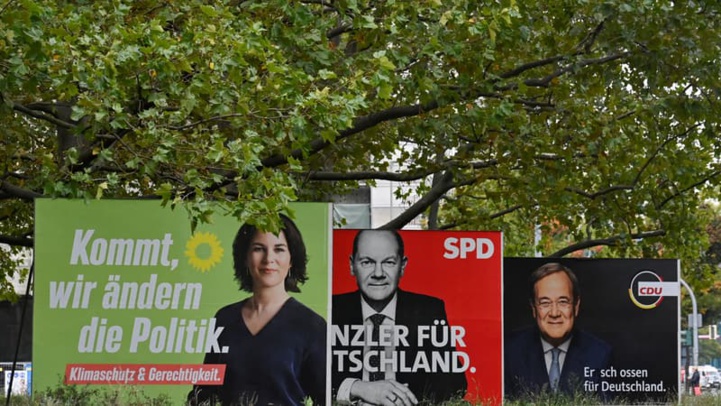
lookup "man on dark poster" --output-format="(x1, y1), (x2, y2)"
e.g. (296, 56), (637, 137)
(504, 258), (680, 404)
(505, 262), (612, 400)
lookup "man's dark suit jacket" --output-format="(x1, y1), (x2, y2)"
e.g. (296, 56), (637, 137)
(332, 290), (467, 404)
(504, 326), (612, 400)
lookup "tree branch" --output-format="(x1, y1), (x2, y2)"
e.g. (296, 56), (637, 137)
(489, 204), (524, 219)
(0, 234), (33, 248)
(557, 125), (701, 201)
(68, 129), (130, 172)
(499, 19), (606, 79)
(0, 181), (42, 201)
(379, 172), (478, 230)
(499, 55), (568, 80)
(565, 185), (635, 199)
(575, 18), (607, 53)
(305, 169), (437, 182)
(6, 98), (75, 129)
(327, 23), (353, 39)
(0, 0), (16, 15)
(207, 49), (632, 198)
(165, 114), (247, 131)
(257, 49), (633, 170)
(303, 158), (498, 182)
(516, 52), (632, 89)
(633, 124), (700, 186)
(379, 171), (454, 230)
(261, 101), (440, 168)
(496, 19), (608, 81)
(657, 169), (721, 209)
(548, 229), (666, 257)
(437, 204), (524, 230)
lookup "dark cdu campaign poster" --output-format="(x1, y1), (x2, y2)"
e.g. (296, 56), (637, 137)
(330, 230), (503, 405)
(504, 258), (679, 403)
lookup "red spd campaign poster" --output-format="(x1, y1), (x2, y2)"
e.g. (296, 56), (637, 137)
(331, 230), (503, 405)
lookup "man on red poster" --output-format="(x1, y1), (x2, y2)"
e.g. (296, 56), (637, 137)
(332, 230), (468, 405)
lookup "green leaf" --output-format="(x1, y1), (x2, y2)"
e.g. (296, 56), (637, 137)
(200, 5), (218, 17)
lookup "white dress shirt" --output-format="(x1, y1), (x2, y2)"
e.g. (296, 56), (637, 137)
(336, 294), (398, 404)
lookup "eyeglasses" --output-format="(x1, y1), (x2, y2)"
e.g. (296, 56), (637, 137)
(535, 298), (574, 311)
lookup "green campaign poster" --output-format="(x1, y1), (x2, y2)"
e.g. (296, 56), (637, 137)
(34, 199), (331, 403)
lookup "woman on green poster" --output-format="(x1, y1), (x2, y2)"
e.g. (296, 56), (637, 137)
(188, 214), (327, 405)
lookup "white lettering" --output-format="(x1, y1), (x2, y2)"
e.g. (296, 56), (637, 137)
(128, 317), (227, 354)
(69, 229), (177, 269)
(442, 237), (495, 259)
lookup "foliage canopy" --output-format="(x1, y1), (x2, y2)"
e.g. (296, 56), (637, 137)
(2, 0), (721, 297)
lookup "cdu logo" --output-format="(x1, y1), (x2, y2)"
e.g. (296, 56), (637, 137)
(628, 270), (679, 310)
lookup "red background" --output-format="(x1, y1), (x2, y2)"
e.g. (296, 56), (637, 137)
(332, 230), (503, 404)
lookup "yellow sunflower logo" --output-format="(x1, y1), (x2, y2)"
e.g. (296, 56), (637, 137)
(185, 232), (224, 273)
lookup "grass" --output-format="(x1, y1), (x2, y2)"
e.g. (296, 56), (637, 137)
(1, 385), (172, 405)
(502, 390), (720, 406)
(2, 388), (721, 405)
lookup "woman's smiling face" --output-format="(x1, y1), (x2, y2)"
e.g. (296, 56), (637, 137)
(247, 231), (292, 290)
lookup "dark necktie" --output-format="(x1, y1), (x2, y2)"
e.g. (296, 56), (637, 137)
(369, 313), (386, 381)
(549, 347), (561, 392)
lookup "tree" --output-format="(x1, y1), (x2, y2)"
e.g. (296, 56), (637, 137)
(685, 204), (721, 321)
(699, 337), (721, 366)
(2, 1), (721, 298)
